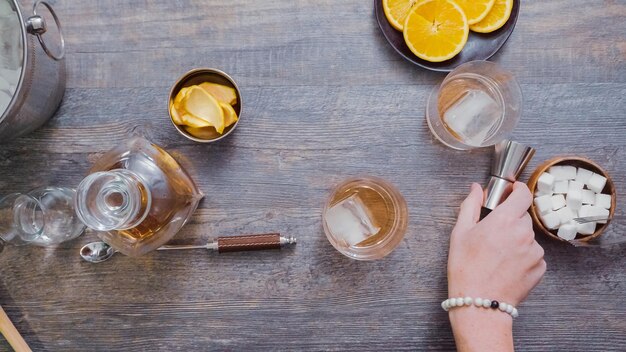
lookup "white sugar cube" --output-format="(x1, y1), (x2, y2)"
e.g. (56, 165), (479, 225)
(556, 207), (575, 225)
(534, 194), (553, 215)
(592, 207), (610, 224)
(537, 172), (555, 194)
(582, 189), (595, 205)
(540, 211), (561, 230)
(535, 190), (553, 197)
(576, 168), (594, 185)
(549, 165), (577, 180)
(579, 205), (610, 224)
(568, 180), (584, 193)
(595, 194), (612, 210)
(557, 223), (577, 241)
(578, 205), (593, 217)
(577, 221), (596, 235)
(554, 180), (568, 194)
(551, 194), (566, 210)
(587, 173), (607, 193)
(566, 189), (583, 210)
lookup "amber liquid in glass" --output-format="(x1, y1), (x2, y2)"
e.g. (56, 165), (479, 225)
(328, 183), (396, 248)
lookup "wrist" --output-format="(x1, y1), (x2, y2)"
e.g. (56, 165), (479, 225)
(448, 305), (514, 352)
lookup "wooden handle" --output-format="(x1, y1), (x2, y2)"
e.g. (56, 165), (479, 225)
(217, 233), (281, 253)
(0, 306), (31, 352)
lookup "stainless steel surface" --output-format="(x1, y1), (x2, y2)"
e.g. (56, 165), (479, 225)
(30, 1), (65, 61)
(25, 14), (44, 34)
(0, 0), (66, 142)
(80, 236), (296, 263)
(280, 236), (297, 246)
(79, 241), (116, 263)
(483, 176), (514, 210)
(491, 140), (536, 181)
(573, 216), (613, 224)
(168, 68), (242, 143)
(483, 140), (535, 210)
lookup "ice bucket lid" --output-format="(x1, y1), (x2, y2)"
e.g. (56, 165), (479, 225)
(0, 0), (25, 123)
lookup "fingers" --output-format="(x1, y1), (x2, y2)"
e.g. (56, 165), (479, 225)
(454, 183), (484, 231)
(495, 182), (533, 218)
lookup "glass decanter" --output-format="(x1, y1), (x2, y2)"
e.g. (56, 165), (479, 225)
(75, 137), (203, 257)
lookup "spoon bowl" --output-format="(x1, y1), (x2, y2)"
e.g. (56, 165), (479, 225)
(80, 242), (117, 263)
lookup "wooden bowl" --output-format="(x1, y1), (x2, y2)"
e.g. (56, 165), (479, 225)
(527, 156), (617, 243)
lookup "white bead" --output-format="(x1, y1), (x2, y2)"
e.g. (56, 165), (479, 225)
(474, 298), (483, 307)
(457, 297), (465, 306)
(464, 297), (473, 306)
(506, 305), (514, 314)
(482, 299), (491, 308)
(450, 298), (457, 307)
(511, 308), (519, 318)
(499, 303), (508, 312)
(442, 300), (449, 311)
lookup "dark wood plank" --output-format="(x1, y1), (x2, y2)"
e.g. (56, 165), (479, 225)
(0, 0), (625, 350)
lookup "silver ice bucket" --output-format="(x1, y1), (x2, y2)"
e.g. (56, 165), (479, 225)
(0, 0), (66, 143)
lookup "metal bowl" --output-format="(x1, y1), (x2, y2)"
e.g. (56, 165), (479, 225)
(168, 68), (242, 143)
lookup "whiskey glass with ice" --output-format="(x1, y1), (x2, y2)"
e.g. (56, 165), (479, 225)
(322, 177), (408, 260)
(426, 61), (522, 150)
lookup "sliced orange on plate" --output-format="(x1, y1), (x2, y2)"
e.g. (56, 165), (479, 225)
(454, 0), (496, 25)
(383, 0), (419, 31)
(470, 0), (513, 33)
(403, 0), (469, 62)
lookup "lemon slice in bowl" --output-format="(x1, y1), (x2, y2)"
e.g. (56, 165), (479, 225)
(182, 86), (225, 133)
(383, 0), (419, 31)
(470, 0), (513, 33)
(199, 82), (238, 105)
(454, 0), (496, 25)
(403, 0), (469, 62)
(219, 102), (239, 128)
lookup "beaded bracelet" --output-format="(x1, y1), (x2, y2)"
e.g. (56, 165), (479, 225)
(441, 297), (519, 318)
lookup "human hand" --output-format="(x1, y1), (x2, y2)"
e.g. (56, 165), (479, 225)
(448, 182), (546, 307)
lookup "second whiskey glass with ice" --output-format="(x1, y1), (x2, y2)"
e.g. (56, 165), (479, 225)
(426, 60), (522, 150)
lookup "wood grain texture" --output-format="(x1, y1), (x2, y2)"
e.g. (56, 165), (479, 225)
(0, 0), (625, 350)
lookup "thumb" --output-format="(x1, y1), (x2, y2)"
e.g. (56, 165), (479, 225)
(454, 183), (484, 231)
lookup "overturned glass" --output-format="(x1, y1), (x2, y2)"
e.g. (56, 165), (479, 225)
(0, 187), (86, 252)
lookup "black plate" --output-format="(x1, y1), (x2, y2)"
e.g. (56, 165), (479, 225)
(375, 0), (520, 72)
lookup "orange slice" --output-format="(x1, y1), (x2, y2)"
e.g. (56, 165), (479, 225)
(470, 0), (513, 33)
(383, 0), (419, 31)
(454, 0), (496, 25)
(403, 0), (469, 62)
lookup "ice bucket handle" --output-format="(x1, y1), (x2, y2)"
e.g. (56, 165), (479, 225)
(25, 0), (66, 61)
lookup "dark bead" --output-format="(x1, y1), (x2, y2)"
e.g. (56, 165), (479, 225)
(490, 301), (499, 309)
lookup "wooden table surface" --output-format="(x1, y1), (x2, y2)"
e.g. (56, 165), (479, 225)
(1, 0), (625, 350)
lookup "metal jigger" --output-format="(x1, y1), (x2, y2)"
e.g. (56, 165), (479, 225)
(481, 140), (536, 219)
